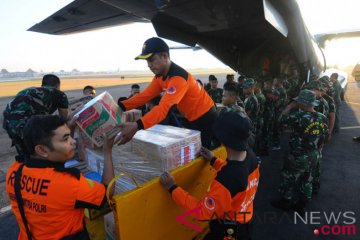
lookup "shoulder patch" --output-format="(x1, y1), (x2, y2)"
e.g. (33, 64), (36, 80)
(85, 178), (95, 188)
(204, 196), (216, 210)
(166, 86), (177, 94)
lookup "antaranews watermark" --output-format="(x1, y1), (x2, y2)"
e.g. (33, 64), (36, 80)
(294, 211), (357, 236)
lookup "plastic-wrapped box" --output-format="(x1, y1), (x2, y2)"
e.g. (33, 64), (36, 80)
(132, 125), (201, 171)
(84, 125), (201, 195)
(75, 91), (121, 147)
(85, 148), (104, 173)
(84, 146), (152, 195)
(104, 212), (116, 240)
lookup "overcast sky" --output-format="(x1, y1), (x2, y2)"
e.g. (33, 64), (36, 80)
(0, 0), (359, 72)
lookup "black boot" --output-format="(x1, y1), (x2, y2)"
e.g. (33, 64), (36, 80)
(271, 198), (292, 211)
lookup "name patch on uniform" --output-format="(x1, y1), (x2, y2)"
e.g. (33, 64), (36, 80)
(304, 121), (325, 135)
(7, 171), (51, 196)
(8, 193), (47, 213)
(166, 86), (176, 94)
(204, 196), (216, 210)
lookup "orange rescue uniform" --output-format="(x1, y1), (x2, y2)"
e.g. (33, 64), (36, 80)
(171, 153), (260, 224)
(119, 62), (214, 129)
(6, 158), (106, 240)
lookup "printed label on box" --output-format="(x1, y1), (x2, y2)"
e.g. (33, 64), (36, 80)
(181, 144), (195, 165)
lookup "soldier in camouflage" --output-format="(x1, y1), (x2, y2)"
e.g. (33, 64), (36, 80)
(272, 75), (288, 150)
(254, 82), (266, 154)
(261, 78), (279, 155)
(206, 76), (223, 103)
(243, 78), (259, 134)
(284, 67), (300, 99)
(237, 75), (246, 101)
(330, 73), (342, 132)
(219, 83), (245, 115)
(318, 77), (336, 136)
(305, 81), (329, 116)
(320, 76), (336, 99)
(2, 74), (69, 162)
(305, 80), (332, 194)
(271, 90), (328, 215)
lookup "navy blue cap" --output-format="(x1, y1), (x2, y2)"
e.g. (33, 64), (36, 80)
(212, 111), (252, 151)
(135, 37), (169, 60)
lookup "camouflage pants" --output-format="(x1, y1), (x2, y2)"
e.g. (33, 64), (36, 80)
(272, 110), (282, 146)
(261, 111), (274, 149)
(3, 119), (29, 161)
(312, 150), (322, 193)
(279, 150), (319, 201)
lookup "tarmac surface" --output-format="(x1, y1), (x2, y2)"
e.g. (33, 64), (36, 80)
(0, 74), (359, 239)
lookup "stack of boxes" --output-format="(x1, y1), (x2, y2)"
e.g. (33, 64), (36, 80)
(73, 91), (202, 238)
(84, 124), (201, 195)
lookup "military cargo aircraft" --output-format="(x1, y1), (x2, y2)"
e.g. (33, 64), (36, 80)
(29, 0), (360, 84)
(28, 0), (326, 81)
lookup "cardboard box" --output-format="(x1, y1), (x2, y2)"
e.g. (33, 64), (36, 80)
(132, 125), (201, 171)
(69, 95), (93, 112)
(75, 92), (121, 147)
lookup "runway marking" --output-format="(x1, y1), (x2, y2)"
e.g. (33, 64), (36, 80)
(341, 126), (360, 130)
(346, 101), (360, 106)
(0, 205), (11, 215)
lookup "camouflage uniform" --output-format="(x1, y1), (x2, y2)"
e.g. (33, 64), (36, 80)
(244, 94), (259, 133)
(255, 91), (266, 153)
(237, 83), (245, 101)
(243, 79), (259, 133)
(279, 90), (328, 202)
(219, 103), (246, 116)
(2, 87), (69, 161)
(331, 79), (342, 132)
(284, 76), (299, 99)
(323, 94), (336, 116)
(236, 97), (245, 108)
(315, 97), (330, 117)
(207, 88), (223, 103)
(318, 78), (336, 115)
(272, 86), (287, 147)
(311, 96), (330, 193)
(262, 88), (279, 151)
(305, 81), (330, 193)
(204, 83), (211, 92)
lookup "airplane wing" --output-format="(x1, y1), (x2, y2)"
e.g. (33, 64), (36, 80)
(169, 46), (202, 51)
(28, 0), (323, 77)
(314, 29), (360, 48)
(28, 0), (150, 34)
